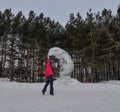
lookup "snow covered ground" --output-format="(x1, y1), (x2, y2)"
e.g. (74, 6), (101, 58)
(0, 78), (120, 112)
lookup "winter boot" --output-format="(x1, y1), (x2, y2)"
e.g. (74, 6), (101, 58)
(42, 90), (45, 95)
(50, 93), (54, 95)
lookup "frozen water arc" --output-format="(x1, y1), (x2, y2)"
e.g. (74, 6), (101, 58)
(48, 47), (74, 77)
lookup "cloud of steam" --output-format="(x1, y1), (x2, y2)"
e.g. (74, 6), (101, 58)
(48, 47), (74, 77)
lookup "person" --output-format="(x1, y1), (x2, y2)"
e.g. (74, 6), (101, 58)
(42, 56), (54, 95)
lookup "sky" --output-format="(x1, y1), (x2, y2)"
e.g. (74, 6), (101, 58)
(0, 78), (120, 112)
(0, 0), (120, 26)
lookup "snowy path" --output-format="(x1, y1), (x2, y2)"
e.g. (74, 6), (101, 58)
(0, 79), (120, 112)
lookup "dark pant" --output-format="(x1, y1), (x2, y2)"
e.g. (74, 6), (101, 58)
(42, 75), (54, 94)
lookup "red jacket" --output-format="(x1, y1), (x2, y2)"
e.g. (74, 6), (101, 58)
(44, 57), (54, 77)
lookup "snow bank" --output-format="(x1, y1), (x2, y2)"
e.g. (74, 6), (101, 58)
(0, 78), (120, 112)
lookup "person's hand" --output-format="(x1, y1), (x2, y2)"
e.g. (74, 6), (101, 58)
(44, 77), (46, 80)
(47, 56), (49, 59)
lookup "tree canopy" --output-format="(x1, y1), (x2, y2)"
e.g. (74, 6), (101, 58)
(0, 5), (120, 82)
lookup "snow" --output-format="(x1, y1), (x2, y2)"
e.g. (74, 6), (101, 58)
(0, 78), (120, 112)
(0, 47), (120, 112)
(48, 47), (74, 76)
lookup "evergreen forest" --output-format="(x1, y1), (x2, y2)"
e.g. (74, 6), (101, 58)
(0, 5), (120, 82)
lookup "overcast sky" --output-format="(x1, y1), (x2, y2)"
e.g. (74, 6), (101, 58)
(0, 0), (119, 26)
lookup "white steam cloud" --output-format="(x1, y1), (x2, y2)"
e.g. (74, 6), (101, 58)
(48, 47), (74, 77)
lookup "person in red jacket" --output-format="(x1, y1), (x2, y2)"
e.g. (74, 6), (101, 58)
(42, 56), (54, 95)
